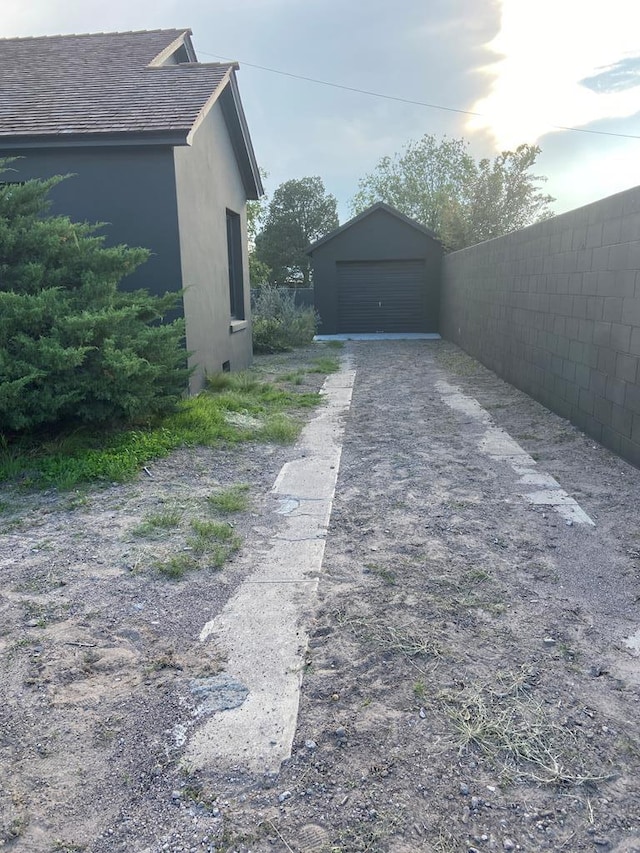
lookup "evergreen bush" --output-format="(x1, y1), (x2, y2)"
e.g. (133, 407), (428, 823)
(251, 285), (317, 353)
(0, 162), (189, 433)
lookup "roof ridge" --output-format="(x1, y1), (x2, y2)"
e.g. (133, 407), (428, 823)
(0, 28), (191, 43)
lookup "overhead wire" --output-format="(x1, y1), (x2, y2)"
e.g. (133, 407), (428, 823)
(198, 49), (640, 141)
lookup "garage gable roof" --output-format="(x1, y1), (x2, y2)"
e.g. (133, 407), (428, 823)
(0, 28), (263, 198)
(307, 202), (440, 254)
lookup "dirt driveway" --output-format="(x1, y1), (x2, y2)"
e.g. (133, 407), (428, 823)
(2, 340), (640, 853)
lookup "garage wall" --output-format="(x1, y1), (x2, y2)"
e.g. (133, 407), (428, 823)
(440, 185), (640, 468)
(311, 207), (442, 334)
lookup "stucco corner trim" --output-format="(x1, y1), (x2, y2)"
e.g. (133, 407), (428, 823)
(229, 320), (248, 334)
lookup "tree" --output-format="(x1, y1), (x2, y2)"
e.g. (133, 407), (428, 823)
(0, 162), (189, 433)
(351, 135), (554, 251)
(246, 172), (272, 286)
(254, 177), (339, 284)
(441, 145), (556, 249)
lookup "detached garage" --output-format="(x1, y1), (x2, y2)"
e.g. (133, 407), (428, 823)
(308, 202), (442, 335)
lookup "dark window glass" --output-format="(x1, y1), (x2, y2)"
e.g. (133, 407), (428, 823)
(226, 210), (244, 320)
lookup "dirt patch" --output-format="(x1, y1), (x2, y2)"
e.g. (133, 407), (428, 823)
(3, 340), (640, 852)
(0, 347), (328, 852)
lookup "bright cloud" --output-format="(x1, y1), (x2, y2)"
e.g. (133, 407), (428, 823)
(467, 0), (640, 148)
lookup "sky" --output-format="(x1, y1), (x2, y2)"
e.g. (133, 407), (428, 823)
(2, 0), (640, 222)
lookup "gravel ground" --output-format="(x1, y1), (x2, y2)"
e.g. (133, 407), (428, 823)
(2, 340), (640, 853)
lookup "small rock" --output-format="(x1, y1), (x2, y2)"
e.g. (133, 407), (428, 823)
(419, 707), (427, 719)
(460, 783), (469, 796)
(592, 839), (610, 848)
(503, 839), (515, 850)
(335, 727), (346, 738)
(543, 637), (556, 646)
(278, 790), (292, 803)
(471, 796), (480, 809)
(305, 739), (317, 750)
(171, 790), (182, 800)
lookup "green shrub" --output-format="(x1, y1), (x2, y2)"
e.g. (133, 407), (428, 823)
(0, 161), (189, 433)
(251, 285), (317, 353)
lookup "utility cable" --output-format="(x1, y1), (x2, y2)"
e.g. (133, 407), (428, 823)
(199, 49), (640, 141)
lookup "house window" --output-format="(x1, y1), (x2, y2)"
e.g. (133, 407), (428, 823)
(226, 209), (244, 320)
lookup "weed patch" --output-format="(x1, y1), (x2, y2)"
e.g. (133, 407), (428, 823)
(309, 355), (340, 374)
(154, 553), (200, 580)
(190, 519), (234, 540)
(148, 510), (242, 579)
(340, 614), (440, 665)
(257, 413), (301, 443)
(440, 674), (614, 786)
(132, 508), (183, 536)
(0, 369), (323, 490)
(207, 484), (250, 514)
(282, 370), (305, 385)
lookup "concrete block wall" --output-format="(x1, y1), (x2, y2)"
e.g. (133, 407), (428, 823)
(440, 185), (640, 467)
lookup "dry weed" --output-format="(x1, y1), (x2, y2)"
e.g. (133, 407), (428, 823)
(441, 677), (614, 786)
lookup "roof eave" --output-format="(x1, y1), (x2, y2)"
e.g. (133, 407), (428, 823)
(218, 71), (264, 200)
(0, 130), (190, 150)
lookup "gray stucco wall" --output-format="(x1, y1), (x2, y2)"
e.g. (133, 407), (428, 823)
(440, 185), (640, 468)
(311, 208), (442, 334)
(174, 98), (253, 391)
(4, 147), (183, 300)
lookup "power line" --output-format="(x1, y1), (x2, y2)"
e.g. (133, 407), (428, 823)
(199, 49), (640, 141)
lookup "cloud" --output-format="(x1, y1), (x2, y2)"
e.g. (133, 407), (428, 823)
(466, 0), (640, 148)
(581, 56), (640, 94)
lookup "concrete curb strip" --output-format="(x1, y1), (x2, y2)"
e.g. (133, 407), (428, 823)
(184, 364), (356, 774)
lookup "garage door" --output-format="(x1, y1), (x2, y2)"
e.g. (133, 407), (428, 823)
(336, 260), (426, 333)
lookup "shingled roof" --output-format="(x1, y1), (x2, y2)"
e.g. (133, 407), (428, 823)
(0, 29), (237, 142)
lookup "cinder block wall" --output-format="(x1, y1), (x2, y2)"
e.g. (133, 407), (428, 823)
(440, 186), (640, 467)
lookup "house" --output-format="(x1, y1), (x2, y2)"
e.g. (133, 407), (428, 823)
(308, 202), (442, 335)
(0, 28), (263, 390)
